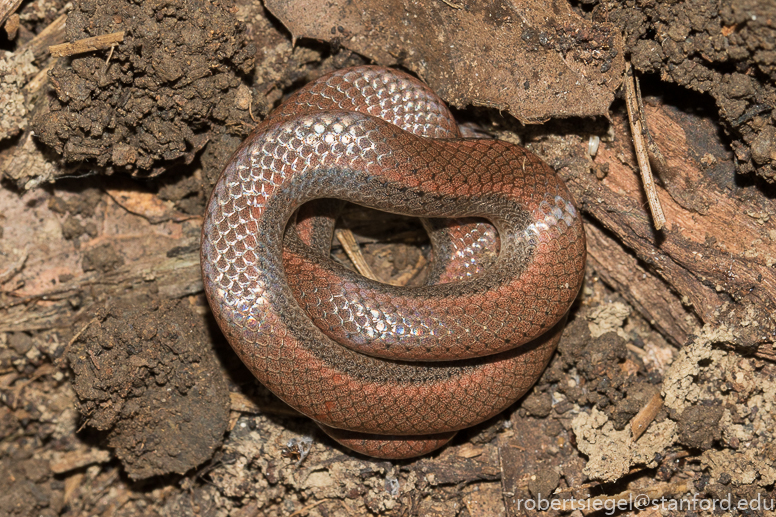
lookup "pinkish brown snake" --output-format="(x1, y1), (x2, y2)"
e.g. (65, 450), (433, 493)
(201, 66), (586, 459)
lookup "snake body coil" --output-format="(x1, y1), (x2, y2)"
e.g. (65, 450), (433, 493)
(201, 66), (586, 458)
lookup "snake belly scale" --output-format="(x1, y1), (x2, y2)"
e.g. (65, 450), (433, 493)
(201, 66), (586, 459)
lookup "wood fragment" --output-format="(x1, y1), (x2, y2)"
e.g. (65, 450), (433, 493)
(624, 61), (666, 230)
(578, 100), (776, 348)
(63, 473), (85, 504)
(19, 13), (67, 59)
(4, 12), (19, 38)
(334, 228), (381, 282)
(23, 60), (57, 95)
(50, 449), (112, 474)
(625, 343), (647, 358)
(49, 31), (125, 58)
(630, 392), (664, 441)
(439, 0), (464, 8)
(755, 342), (776, 362)
(0, 0), (22, 28)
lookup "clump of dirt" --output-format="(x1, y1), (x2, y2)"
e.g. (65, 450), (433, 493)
(80, 242), (125, 272)
(676, 404), (723, 450)
(0, 457), (64, 517)
(67, 299), (230, 479)
(540, 316), (634, 413)
(593, 0), (776, 182)
(33, 0), (256, 177)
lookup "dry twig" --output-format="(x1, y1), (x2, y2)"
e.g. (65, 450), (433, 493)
(334, 229), (381, 282)
(624, 62), (666, 230)
(49, 31), (125, 57)
(630, 392), (664, 440)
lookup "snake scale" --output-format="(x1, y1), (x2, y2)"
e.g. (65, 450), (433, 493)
(201, 66), (586, 459)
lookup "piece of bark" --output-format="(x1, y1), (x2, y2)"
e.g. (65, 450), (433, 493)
(586, 224), (700, 346)
(568, 103), (776, 349)
(0, 183), (203, 333)
(50, 449), (111, 474)
(18, 13), (67, 60)
(265, 0), (624, 123)
(0, 242), (200, 333)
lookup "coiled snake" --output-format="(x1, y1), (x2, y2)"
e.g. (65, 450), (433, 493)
(201, 66), (586, 459)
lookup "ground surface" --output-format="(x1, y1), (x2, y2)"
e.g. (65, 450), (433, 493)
(0, 0), (775, 516)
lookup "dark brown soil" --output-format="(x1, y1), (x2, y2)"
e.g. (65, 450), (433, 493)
(31, 0), (256, 178)
(67, 300), (229, 480)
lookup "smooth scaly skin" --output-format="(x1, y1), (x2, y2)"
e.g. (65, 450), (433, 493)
(201, 67), (586, 458)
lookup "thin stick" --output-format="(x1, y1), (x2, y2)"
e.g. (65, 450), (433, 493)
(335, 229), (381, 282)
(635, 74), (669, 175)
(49, 31), (125, 57)
(624, 62), (666, 230)
(625, 342), (647, 358)
(630, 392), (663, 441)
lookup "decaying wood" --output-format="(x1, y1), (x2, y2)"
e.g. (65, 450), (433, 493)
(265, 0), (624, 123)
(50, 449), (112, 475)
(19, 13), (66, 60)
(585, 224), (700, 345)
(569, 102), (776, 349)
(48, 31), (125, 57)
(0, 243), (200, 333)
